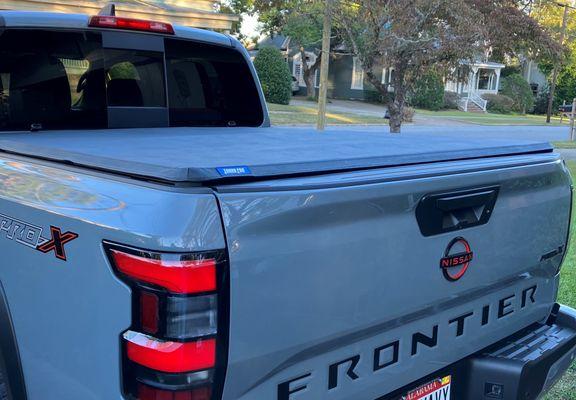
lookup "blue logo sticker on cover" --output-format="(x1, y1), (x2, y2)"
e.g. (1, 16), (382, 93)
(216, 166), (252, 177)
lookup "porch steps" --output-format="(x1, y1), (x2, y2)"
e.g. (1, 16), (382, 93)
(466, 102), (486, 113)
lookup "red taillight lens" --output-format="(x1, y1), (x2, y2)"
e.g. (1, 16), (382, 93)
(110, 250), (216, 294)
(138, 384), (212, 400)
(89, 16), (175, 34)
(104, 242), (226, 400)
(125, 331), (216, 373)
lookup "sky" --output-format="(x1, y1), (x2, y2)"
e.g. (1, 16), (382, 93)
(240, 13), (260, 39)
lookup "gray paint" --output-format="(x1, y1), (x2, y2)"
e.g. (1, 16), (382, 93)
(0, 154), (225, 400)
(217, 154), (571, 399)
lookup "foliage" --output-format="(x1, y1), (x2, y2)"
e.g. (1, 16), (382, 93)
(556, 67), (576, 106)
(483, 93), (515, 114)
(500, 73), (535, 113)
(253, 47), (292, 105)
(258, 0), (345, 99)
(443, 91), (460, 110)
(409, 72), (445, 111)
(533, 88), (551, 115)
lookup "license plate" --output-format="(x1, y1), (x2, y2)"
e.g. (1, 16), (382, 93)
(403, 376), (451, 400)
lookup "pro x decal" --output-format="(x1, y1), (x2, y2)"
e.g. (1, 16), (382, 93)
(0, 213), (78, 261)
(440, 237), (473, 281)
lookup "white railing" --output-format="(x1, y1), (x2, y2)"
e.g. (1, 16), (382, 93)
(468, 91), (488, 112)
(457, 97), (469, 112)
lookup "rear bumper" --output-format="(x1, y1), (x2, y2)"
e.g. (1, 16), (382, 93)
(382, 304), (576, 400)
(463, 304), (576, 399)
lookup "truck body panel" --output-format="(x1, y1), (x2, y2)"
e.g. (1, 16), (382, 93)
(0, 155), (225, 400)
(216, 154), (571, 399)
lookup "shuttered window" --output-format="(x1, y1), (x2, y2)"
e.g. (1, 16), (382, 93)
(351, 57), (364, 90)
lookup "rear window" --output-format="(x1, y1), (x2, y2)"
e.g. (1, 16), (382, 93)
(0, 29), (263, 131)
(0, 30), (106, 131)
(165, 39), (264, 127)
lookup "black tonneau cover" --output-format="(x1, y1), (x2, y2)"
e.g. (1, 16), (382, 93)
(0, 127), (553, 183)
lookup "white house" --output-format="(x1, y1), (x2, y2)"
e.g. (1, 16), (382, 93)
(445, 61), (505, 112)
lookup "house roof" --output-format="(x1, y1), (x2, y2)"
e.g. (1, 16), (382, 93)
(465, 61), (506, 69)
(253, 34), (291, 51)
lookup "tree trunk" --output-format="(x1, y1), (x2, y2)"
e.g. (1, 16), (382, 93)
(388, 102), (402, 133)
(387, 64), (407, 134)
(300, 48), (322, 100)
(304, 72), (316, 98)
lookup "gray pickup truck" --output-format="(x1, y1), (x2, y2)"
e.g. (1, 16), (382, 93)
(0, 9), (575, 400)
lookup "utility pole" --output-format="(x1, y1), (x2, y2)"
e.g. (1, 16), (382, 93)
(316, 0), (333, 131)
(547, 2), (570, 123)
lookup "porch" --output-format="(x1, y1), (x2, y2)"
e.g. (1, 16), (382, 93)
(445, 61), (505, 112)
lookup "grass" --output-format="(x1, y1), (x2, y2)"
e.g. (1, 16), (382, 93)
(268, 103), (388, 125)
(268, 101), (571, 126)
(543, 161), (576, 400)
(416, 109), (570, 126)
(553, 141), (576, 149)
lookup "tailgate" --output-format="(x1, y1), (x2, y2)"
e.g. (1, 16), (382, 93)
(214, 153), (571, 400)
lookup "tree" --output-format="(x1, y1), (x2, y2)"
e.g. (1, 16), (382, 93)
(259, 0), (337, 99)
(281, 3), (324, 98)
(337, 0), (484, 132)
(337, 0), (560, 133)
(253, 47), (293, 104)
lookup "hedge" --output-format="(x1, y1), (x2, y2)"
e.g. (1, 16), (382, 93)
(253, 47), (292, 105)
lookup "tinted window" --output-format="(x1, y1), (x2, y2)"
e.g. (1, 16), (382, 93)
(0, 30), (106, 131)
(165, 39), (264, 127)
(105, 50), (166, 107)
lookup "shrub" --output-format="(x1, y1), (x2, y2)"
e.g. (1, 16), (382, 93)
(409, 71), (445, 111)
(253, 47), (292, 105)
(533, 89), (550, 115)
(443, 91), (460, 110)
(500, 73), (534, 113)
(403, 106), (415, 122)
(483, 94), (515, 114)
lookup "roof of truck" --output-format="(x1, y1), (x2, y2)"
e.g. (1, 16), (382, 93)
(0, 10), (234, 47)
(0, 127), (553, 183)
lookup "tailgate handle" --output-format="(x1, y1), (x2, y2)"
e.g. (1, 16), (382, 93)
(436, 189), (496, 212)
(416, 186), (499, 237)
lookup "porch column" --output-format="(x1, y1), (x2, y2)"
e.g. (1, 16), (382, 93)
(495, 69), (502, 93)
(470, 66), (479, 95)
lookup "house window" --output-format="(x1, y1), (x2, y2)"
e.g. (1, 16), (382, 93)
(315, 69), (320, 88)
(294, 61), (304, 86)
(351, 57), (364, 90)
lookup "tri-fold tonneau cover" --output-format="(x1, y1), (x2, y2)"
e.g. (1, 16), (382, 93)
(0, 127), (553, 183)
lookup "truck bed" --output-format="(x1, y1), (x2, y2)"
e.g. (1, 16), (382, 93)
(0, 127), (552, 183)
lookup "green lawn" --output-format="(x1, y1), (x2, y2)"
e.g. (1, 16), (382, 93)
(543, 161), (576, 400)
(416, 109), (569, 126)
(268, 103), (387, 125)
(553, 141), (576, 149)
(268, 101), (570, 126)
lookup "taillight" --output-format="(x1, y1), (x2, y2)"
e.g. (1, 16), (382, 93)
(89, 16), (175, 35)
(105, 242), (228, 400)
